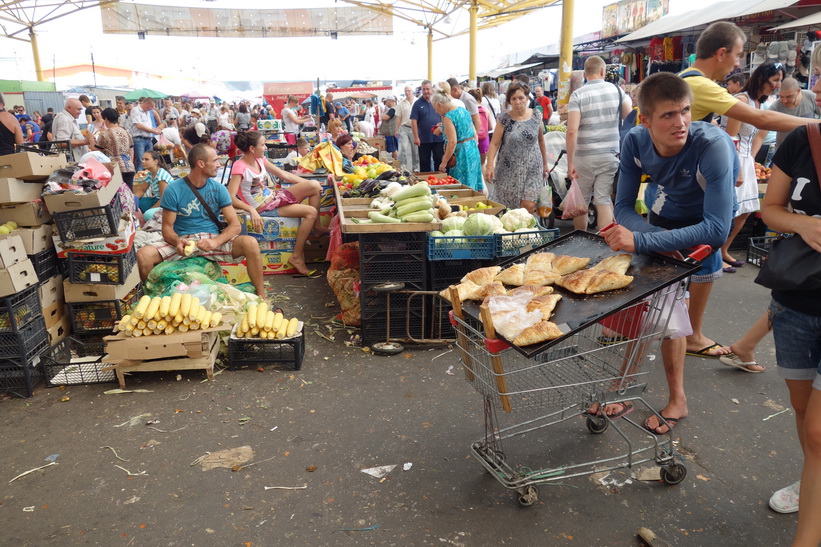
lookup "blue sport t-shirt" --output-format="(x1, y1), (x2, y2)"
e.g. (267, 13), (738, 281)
(161, 178), (232, 236)
(410, 98), (444, 144)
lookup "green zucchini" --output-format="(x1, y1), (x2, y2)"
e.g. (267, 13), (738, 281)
(396, 199), (434, 218)
(368, 211), (402, 223)
(402, 210), (434, 223)
(389, 182), (431, 203)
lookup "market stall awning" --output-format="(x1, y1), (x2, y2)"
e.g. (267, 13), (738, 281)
(617, 0), (802, 43)
(481, 62), (543, 79)
(770, 11), (821, 30)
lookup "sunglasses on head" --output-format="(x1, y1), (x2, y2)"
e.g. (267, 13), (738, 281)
(767, 62), (784, 75)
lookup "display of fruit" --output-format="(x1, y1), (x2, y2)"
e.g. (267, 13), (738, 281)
(233, 302), (300, 339)
(755, 163), (771, 181)
(117, 293), (223, 337)
(78, 262), (120, 283)
(426, 174), (458, 186)
(0, 306), (32, 329)
(0, 221), (18, 235)
(544, 125), (566, 132)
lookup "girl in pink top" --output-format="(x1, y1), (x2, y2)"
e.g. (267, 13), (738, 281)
(228, 131), (329, 275)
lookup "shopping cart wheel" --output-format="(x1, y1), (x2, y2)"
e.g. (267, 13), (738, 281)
(660, 463), (687, 486)
(586, 415), (609, 434)
(371, 341), (404, 355)
(517, 486), (539, 507)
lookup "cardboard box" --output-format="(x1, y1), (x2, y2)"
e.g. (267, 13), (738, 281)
(0, 259), (37, 297)
(303, 235), (329, 262)
(261, 249), (297, 275)
(362, 137), (386, 151)
(39, 275), (64, 309)
(0, 235), (27, 269)
(0, 200), (52, 226)
(258, 240), (295, 251)
(104, 328), (223, 362)
(43, 166), (124, 214)
(0, 151), (66, 181)
(52, 213), (135, 258)
(0, 177), (47, 203)
(63, 266), (139, 303)
(0, 224), (54, 255)
(244, 216), (300, 242)
(47, 314), (71, 346)
(43, 302), (66, 329)
(219, 261), (251, 285)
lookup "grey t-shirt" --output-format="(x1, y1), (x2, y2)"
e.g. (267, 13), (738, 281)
(770, 90), (820, 147)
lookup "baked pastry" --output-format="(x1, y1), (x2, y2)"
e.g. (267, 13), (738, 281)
(591, 254), (632, 275)
(439, 281), (482, 302)
(556, 269), (634, 295)
(513, 320), (564, 346)
(525, 252), (556, 272)
(551, 254), (591, 275)
(523, 269), (562, 286)
(507, 285), (554, 297)
(525, 294), (563, 320)
(469, 281), (507, 301)
(495, 263), (526, 286)
(461, 266), (502, 286)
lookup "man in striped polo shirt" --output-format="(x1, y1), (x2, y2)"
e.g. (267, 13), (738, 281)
(566, 55), (632, 231)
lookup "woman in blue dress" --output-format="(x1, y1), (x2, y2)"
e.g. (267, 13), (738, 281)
(431, 82), (483, 191)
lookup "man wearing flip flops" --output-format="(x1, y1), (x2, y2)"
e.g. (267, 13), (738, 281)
(601, 72), (738, 436)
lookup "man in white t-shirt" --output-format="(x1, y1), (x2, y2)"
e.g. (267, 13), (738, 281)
(395, 86), (419, 172)
(753, 77), (821, 151)
(566, 55), (631, 231)
(446, 78), (481, 137)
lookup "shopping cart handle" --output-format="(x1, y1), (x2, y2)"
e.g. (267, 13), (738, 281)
(685, 245), (712, 263)
(597, 222), (617, 235)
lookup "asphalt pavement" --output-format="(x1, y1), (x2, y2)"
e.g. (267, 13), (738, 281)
(0, 228), (801, 546)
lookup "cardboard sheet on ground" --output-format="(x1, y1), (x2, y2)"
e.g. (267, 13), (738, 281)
(361, 465), (396, 479)
(200, 446), (254, 471)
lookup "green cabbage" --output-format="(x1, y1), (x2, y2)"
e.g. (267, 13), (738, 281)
(463, 213), (496, 236)
(441, 216), (467, 233)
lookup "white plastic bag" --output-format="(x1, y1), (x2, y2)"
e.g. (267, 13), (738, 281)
(536, 179), (553, 218)
(487, 293), (542, 341)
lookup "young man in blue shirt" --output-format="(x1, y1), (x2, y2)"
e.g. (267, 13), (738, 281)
(602, 72), (738, 434)
(136, 144), (266, 298)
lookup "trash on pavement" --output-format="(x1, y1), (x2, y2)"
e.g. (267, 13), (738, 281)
(361, 465), (396, 479)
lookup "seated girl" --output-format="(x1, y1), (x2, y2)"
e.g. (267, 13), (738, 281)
(138, 150), (174, 221)
(228, 131), (329, 276)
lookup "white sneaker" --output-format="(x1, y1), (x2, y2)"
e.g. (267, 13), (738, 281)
(769, 481), (800, 513)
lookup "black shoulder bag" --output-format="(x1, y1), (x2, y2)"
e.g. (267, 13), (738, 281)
(183, 177), (228, 232)
(754, 122), (821, 291)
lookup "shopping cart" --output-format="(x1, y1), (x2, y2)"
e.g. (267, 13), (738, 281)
(448, 231), (707, 506)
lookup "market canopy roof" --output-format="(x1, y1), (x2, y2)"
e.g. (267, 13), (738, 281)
(769, 11), (821, 30)
(479, 61), (543, 79)
(616, 0), (803, 43)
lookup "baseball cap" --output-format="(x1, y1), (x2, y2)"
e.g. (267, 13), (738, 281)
(385, 95), (397, 102)
(194, 123), (207, 137)
(190, 108), (201, 115)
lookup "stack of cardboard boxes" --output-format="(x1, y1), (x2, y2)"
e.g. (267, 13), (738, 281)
(0, 151), (67, 397)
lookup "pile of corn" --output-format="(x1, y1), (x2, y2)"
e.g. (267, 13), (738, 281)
(235, 302), (299, 339)
(116, 294), (222, 337)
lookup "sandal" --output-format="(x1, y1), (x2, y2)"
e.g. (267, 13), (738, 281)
(643, 414), (685, 435)
(587, 401), (634, 419)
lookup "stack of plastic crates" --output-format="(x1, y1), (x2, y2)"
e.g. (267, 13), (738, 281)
(52, 193), (123, 242)
(358, 232), (427, 346)
(67, 283), (142, 336)
(41, 336), (113, 386)
(0, 284), (49, 397)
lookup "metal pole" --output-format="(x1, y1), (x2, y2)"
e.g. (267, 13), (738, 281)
(557, 0), (574, 117)
(29, 27), (45, 82)
(427, 28), (433, 81)
(469, 0), (478, 88)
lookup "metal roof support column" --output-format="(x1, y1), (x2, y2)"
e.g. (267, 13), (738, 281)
(427, 27), (433, 81)
(29, 27), (45, 82)
(469, 0), (478, 87)
(557, 0), (574, 117)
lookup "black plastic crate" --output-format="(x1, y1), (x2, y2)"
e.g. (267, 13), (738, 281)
(227, 331), (305, 371)
(0, 357), (42, 398)
(68, 283), (142, 334)
(359, 232), (427, 285)
(0, 315), (48, 360)
(747, 235), (778, 267)
(360, 287), (427, 346)
(495, 228), (561, 257)
(29, 248), (59, 282)
(729, 214), (765, 251)
(0, 284), (42, 333)
(41, 336), (113, 386)
(67, 243), (136, 285)
(53, 193), (123, 242)
(427, 259), (491, 291)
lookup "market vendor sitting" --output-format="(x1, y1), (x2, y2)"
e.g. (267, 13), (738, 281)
(228, 131), (329, 277)
(136, 143), (266, 298)
(336, 134), (364, 170)
(321, 119), (345, 143)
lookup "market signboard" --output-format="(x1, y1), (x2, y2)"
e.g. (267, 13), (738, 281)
(263, 82), (313, 117)
(601, 0), (669, 38)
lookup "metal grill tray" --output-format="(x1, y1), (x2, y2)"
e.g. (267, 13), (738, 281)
(460, 230), (702, 359)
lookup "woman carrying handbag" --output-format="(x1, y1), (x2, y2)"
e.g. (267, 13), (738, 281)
(756, 66), (821, 542)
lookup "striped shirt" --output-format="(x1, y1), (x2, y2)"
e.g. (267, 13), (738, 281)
(567, 79), (624, 157)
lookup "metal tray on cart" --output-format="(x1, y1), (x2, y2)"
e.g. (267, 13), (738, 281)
(459, 230), (702, 359)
